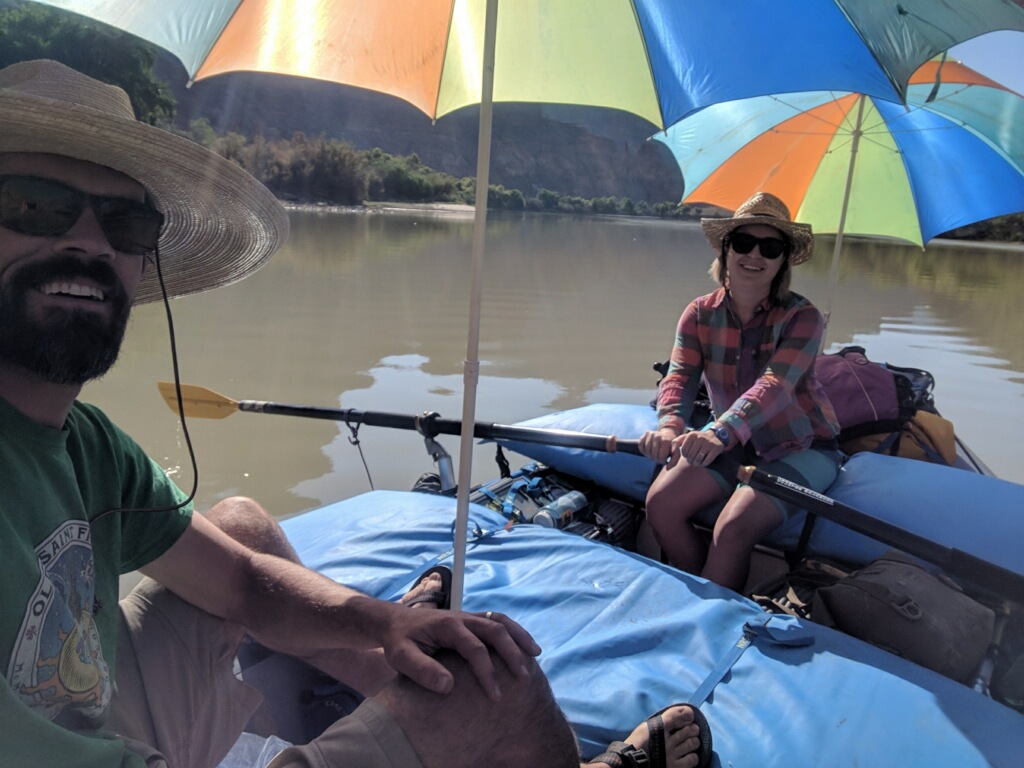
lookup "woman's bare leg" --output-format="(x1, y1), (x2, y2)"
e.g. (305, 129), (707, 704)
(645, 462), (725, 573)
(701, 487), (783, 592)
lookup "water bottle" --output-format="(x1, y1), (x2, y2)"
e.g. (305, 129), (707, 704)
(533, 491), (588, 528)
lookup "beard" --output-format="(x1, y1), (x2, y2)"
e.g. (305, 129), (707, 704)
(0, 255), (133, 385)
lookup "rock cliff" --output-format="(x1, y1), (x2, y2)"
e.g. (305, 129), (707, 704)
(160, 60), (683, 204)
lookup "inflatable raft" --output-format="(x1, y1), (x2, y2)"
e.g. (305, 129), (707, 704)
(272, 404), (1024, 766)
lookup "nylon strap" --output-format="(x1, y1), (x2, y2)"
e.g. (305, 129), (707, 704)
(690, 614), (815, 706)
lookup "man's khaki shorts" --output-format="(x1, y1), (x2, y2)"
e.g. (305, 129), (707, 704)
(267, 698), (423, 768)
(112, 578), (424, 768)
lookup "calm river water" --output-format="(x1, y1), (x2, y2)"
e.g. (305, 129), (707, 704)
(85, 209), (1024, 522)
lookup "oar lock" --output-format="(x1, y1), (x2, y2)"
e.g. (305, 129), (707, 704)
(414, 411), (444, 439)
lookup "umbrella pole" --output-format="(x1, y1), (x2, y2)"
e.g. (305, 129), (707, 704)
(821, 96), (866, 349)
(451, 0), (499, 611)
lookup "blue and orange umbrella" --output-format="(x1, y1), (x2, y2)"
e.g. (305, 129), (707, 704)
(28, 1), (1024, 128)
(654, 57), (1024, 324)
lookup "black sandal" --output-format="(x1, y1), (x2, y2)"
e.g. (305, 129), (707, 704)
(588, 703), (713, 768)
(403, 565), (452, 610)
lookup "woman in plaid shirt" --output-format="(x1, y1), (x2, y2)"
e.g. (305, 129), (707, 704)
(639, 193), (841, 592)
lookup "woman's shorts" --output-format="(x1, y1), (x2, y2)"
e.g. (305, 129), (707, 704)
(707, 441), (844, 521)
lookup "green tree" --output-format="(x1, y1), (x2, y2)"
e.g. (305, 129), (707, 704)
(558, 196), (590, 214)
(591, 196), (619, 215)
(0, 1), (175, 124)
(487, 185), (525, 211)
(364, 150), (462, 203)
(184, 118), (218, 149)
(536, 188), (561, 211)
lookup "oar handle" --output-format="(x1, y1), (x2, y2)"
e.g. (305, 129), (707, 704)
(237, 400), (643, 455)
(714, 456), (1024, 601)
(482, 424), (641, 454)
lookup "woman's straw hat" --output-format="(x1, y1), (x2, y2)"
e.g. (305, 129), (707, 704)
(0, 59), (289, 304)
(701, 192), (814, 265)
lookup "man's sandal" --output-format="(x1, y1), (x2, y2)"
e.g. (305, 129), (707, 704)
(588, 703), (713, 768)
(403, 565), (453, 610)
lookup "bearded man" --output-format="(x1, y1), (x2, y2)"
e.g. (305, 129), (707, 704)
(0, 59), (708, 768)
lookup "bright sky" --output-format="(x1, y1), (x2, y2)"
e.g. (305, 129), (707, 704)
(949, 30), (1024, 94)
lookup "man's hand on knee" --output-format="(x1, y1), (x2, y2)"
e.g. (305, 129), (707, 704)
(381, 607), (540, 701)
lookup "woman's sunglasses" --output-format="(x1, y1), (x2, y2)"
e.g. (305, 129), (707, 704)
(0, 174), (164, 256)
(727, 231), (789, 260)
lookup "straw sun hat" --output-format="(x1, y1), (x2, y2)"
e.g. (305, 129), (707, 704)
(0, 59), (289, 304)
(701, 192), (814, 266)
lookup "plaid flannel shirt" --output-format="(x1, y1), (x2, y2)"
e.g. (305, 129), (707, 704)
(657, 288), (839, 462)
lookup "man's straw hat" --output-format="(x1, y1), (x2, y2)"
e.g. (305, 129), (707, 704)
(0, 59), (289, 303)
(701, 192), (814, 265)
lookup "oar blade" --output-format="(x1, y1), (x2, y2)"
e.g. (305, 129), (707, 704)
(157, 381), (240, 420)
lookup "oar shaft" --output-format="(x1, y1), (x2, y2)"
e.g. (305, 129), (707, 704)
(236, 400), (642, 455)
(731, 460), (1024, 601)
(238, 400), (419, 429)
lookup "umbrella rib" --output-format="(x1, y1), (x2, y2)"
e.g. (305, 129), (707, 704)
(768, 92), (875, 136)
(771, 128), (848, 137)
(763, 93), (879, 140)
(819, 132), (900, 158)
(921, 83), (972, 104)
(886, 124), (955, 134)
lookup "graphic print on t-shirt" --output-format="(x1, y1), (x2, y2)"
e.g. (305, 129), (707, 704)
(7, 521), (110, 723)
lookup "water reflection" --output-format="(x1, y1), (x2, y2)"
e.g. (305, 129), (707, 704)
(807, 236), (1024, 373)
(293, 354), (565, 506)
(84, 210), (1024, 519)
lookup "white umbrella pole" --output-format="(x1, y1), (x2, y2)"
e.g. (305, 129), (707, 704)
(451, 0), (499, 611)
(821, 95), (866, 349)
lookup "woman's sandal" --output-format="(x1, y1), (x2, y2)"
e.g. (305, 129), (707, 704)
(587, 703), (713, 768)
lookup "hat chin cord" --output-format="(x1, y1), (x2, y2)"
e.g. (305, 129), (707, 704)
(90, 247), (200, 523)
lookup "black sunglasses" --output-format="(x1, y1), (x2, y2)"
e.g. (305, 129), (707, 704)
(0, 174), (164, 256)
(727, 231), (789, 260)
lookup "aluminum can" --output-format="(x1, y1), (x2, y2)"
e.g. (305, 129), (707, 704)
(532, 491), (588, 528)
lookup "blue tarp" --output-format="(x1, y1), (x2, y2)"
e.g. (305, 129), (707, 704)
(282, 491), (1024, 766)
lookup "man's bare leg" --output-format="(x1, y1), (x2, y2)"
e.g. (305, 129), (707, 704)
(205, 497), (447, 696)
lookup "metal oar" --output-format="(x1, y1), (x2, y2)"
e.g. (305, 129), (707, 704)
(720, 456), (1024, 602)
(157, 382), (639, 455)
(159, 382), (1022, 601)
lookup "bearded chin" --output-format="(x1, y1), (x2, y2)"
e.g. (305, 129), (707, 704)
(0, 295), (131, 386)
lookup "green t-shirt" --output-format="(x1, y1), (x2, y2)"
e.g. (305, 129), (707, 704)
(1, 396), (192, 767)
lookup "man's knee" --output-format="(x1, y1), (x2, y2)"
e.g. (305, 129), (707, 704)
(378, 650), (579, 768)
(205, 496), (300, 562)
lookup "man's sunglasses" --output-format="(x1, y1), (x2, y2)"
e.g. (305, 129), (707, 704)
(727, 231), (789, 260)
(0, 174), (164, 256)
